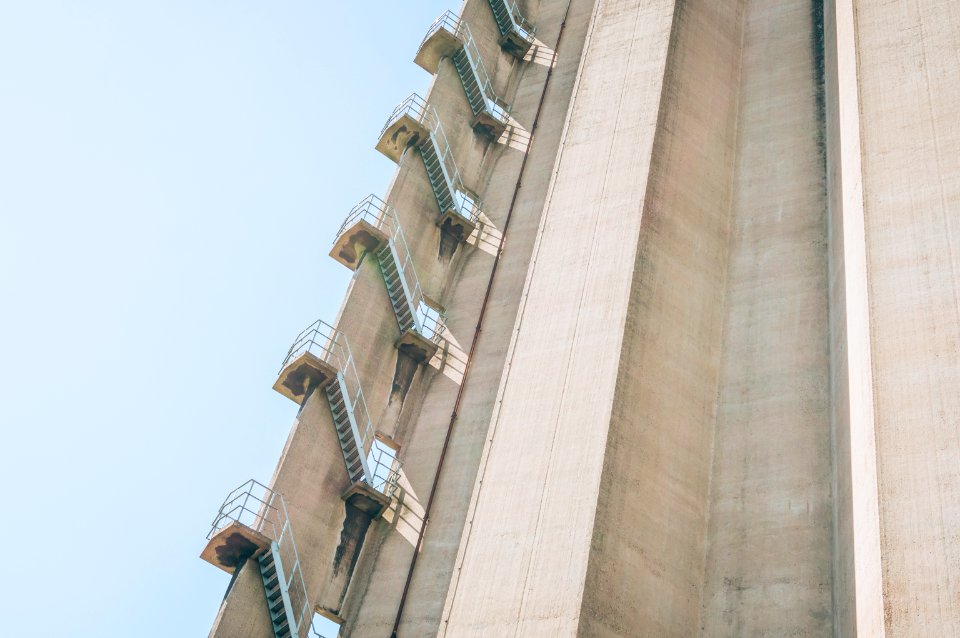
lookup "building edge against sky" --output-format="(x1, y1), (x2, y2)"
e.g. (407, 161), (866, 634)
(200, 1), (960, 636)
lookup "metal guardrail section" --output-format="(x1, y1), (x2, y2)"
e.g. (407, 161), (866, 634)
(501, 0), (536, 42)
(379, 95), (483, 227)
(423, 106), (483, 225)
(379, 93), (429, 138)
(280, 320), (403, 495)
(419, 10), (463, 52)
(459, 22), (510, 125)
(419, 11), (509, 125)
(280, 320), (376, 449)
(336, 196), (445, 343)
(208, 480), (313, 638)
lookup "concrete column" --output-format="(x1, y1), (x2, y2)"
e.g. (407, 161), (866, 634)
(441, 0), (741, 634)
(825, 0), (885, 635)
(852, 0), (960, 634)
(699, 1), (834, 635)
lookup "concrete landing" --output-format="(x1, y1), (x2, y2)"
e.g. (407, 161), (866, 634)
(342, 481), (391, 519)
(330, 219), (388, 271)
(437, 208), (477, 245)
(396, 328), (439, 364)
(201, 521), (271, 573)
(415, 28), (462, 74)
(273, 351), (337, 404)
(471, 110), (507, 140)
(499, 30), (534, 60)
(376, 112), (429, 164)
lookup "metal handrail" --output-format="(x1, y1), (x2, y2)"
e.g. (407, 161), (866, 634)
(333, 196), (445, 343)
(279, 320), (406, 495)
(280, 321), (377, 453)
(419, 10), (463, 52)
(208, 480), (313, 638)
(379, 93), (429, 138)
(460, 22), (510, 125)
(422, 106), (483, 225)
(418, 11), (509, 125)
(501, 0), (536, 41)
(368, 441), (401, 497)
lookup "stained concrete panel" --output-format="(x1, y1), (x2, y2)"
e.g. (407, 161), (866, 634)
(855, 0), (960, 633)
(700, 2), (834, 635)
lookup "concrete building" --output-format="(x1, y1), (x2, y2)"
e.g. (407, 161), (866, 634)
(200, 1), (960, 636)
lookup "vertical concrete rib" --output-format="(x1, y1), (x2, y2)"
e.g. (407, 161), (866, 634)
(700, 1), (834, 635)
(825, 0), (885, 635)
(854, 0), (960, 633)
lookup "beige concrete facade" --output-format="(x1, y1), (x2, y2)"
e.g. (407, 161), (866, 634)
(204, 1), (960, 636)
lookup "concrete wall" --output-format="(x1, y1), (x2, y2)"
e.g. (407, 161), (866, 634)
(578, 0), (742, 635)
(700, 1), (834, 635)
(345, 1), (601, 635)
(206, 1), (960, 635)
(825, 0), (886, 635)
(854, 0), (960, 634)
(443, 0), (687, 634)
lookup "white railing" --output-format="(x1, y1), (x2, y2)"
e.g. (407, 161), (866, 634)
(335, 196), (445, 342)
(208, 480), (313, 638)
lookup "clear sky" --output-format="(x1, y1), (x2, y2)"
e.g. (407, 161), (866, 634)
(0, 1), (452, 635)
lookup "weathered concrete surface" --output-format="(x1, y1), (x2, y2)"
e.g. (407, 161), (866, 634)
(345, 1), (600, 635)
(443, 0), (687, 634)
(205, 0), (960, 635)
(577, 0), (742, 635)
(854, 0), (960, 634)
(825, 0), (885, 635)
(700, 1), (834, 635)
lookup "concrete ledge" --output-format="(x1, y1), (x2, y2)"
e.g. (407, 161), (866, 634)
(273, 352), (337, 404)
(341, 481), (391, 519)
(200, 521), (271, 573)
(330, 219), (388, 270)
(471, 110), (508, 141)
(396, 328), (439, 364)
(414, 29), (462, 74)
(499, 31), (534, 60)
(437, 208), (478, 245)
(376, 113), (429, 164)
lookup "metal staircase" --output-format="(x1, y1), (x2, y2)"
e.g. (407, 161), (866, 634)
(486, 0), (536, 56)
(259, 543), (297, 638)
(203, 480), (326, 638)
(377, 243), (417, 335)
(375, 96), (483, 236)
(420, 108), (482, 230)
(417, 12), (510, 134)
(325, 377), (366, 484)
(453, 23), (509, 127)
(420, 134), (457, 218)
(333, 195), (446, 344)
(279, 320), (401, 496)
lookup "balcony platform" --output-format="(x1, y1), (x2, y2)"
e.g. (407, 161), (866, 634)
(414, 27), (462, 74)
(200, 521), (271, 573)
(342, 480), (391, 519)
(499, 30), (534, 60)
(472, 110), (508, 141)
(330, 218), (389, 270)
(396, 328), (440, 364)
(437, 208), (478, 244)
(273, 351), (337, 404)
(376, 112), (429, 164)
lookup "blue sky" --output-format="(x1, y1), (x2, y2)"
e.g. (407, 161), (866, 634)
(0, 1), (451, 635)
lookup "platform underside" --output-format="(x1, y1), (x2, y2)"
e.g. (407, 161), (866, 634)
(200, 522), (272, 573)
(342, 480), (391, 519)
(376, 114), (429, 164)
(330, 219), (388, 270)
(414, 29), (462, 74)
(273, 351), (337, 404)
